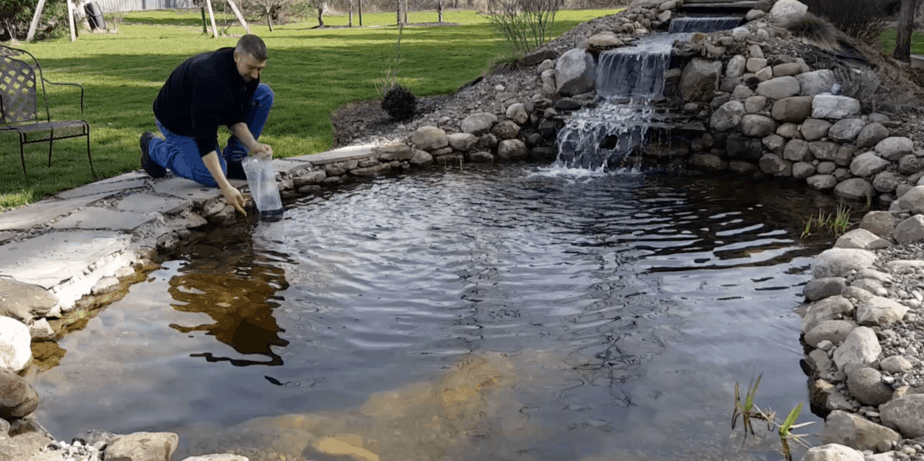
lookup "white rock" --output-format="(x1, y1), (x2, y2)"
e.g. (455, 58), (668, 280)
(460, 113), (497, 136)
(834, 229), (890, 251)
(813, 248), (877, 279)
(813, 95), (861, 119)
(856, 296), (909, 327)
(771, 0), (809, 28)
(801, 443), (865, 461)
(832, 327), (882, 373)
(880, 355), (913, 373)
(0, 316), (31, 372)
(880, 395), (924, 438)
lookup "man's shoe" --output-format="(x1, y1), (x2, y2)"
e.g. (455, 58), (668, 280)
(140, 131), (166, 178)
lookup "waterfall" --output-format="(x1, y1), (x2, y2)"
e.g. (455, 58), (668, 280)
(669, 17), (741, 34)
(555, 35), (674, 170)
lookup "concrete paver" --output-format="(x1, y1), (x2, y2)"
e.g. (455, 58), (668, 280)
(0, 195), (115, 232)
(272, 158), (314, 175)
(116, 193), (191, 215)
(0, 231), (130, 290)
(57, 177), (148, 199)
(0, 231), (13, 243)
(93, 171), (148, 185)
(289, 145), (375, 166)
(52, 208), (157, 231)
(151, 177), (223, 202)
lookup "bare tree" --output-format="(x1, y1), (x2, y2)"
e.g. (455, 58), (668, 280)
(895, 0), (924, 61)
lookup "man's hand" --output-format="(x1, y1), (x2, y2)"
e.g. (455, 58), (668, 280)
(222, 184), (248, 216)
(248, 142), (273, 160)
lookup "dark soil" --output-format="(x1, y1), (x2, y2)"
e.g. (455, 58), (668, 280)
(329, 95), (451, 147)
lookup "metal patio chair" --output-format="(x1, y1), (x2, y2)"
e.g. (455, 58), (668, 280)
(0, 44), (95, 177)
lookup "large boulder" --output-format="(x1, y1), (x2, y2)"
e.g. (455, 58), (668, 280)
(555, 48), (596, 96)
(0, 432), (55, 461)
(771, 96), (813, 122)
(0, 369), (38, 419)
(740, 115), (778, 138)
(832, 327), (881, 372)
(856, 123), (889, 148)
(801, 296), (855, 333)
(491, 120), (520, 140)
(710, 100), (746, 132)
(880, 395), (924, 438)
(756, 76), (801, 99)
(801, 119), (832, 142)
(849, 152), (890, 178)
(860, 211), (899, 239)
(726, 135), (763, 159)
(813, 95), (861, 120)
(809, 142), (838, 161)
(447, 133), (478, 152)
(726, 54), (746, 79)
(804, 320), (855, 347)
(759, 154), (792, 176)
(411, 126), (449, 151)
(783, 139), (810, 162)
(875, 137), (914, 161)
(872, 171), (903, 194)
(496, 139), (528, 161)
(846, 367), (893, 406)
(801, 444), (864, 461)
(812, 248), (877, 279)
(797, 69), (837, 96)
(896, 186), (924, 214)
(505, 103), (528, 125)
(856, 296), (909, 326)
(460, 113), (497, 136)
(894, 215), (924, 244)
(688, 153), (728, 171)
(820, 411), (901, 453)
(807, 175), (838, 190)
(770, 0), (809, 28)
(0, 279), (57, 322)
(835, 228), (890, 251)
(106, 432), (180, 461)
(680, 58), (721, 103)
(834, 178), (873, 201)
(0, 317), (30, 373)
(828, 119), (865, 143)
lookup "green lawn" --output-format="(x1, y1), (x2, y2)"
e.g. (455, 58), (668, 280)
(0, 8), (620, 211)
(879, 28), (924, 56)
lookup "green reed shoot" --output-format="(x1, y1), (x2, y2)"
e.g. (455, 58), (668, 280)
(732, 373), (813, 461)
(801, 203), (853, 239)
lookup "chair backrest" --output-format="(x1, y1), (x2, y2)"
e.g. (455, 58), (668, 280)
(0, 54), (39, 124)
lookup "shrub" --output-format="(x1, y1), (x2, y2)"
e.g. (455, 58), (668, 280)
(788, 13), (837, 49)
(381, 85), (417, 121)
(0, 0), (68, 41)
(485, 0), (563, 57)
(800, 0), (899, 45)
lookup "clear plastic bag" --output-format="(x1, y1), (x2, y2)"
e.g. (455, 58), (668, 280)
(241, 155), (284, 220)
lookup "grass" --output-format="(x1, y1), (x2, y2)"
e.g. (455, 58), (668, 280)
(800, 203), (853, 239)
(879, 27), (924, 56)
(0, 8), (621, 211)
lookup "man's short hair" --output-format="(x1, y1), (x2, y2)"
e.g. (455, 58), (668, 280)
(236, 35), (267, 61)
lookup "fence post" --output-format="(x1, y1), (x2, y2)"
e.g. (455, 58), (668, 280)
(66, 0), (77, 41)
(204, 0), (219, 37)
(225, 0), (250, 33)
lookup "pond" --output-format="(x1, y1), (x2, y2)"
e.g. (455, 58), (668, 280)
(33, 163), (837, 461)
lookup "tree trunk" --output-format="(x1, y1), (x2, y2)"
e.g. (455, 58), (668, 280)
(266, 6), (274, 31)
(438, 0), (443, 23)
(26, 0), (48, 41)
(396, 0), (403, 25)
(359, 0), (363, 26)
(349, 0), (353, 27)
(895, 0), (923, 61)
(404, 0), (408, 24)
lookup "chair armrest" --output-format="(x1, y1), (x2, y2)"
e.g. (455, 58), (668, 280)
(41, 79), (86, 115)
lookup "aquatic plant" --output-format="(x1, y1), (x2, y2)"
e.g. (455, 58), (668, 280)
(801, 203), (853, 239)
(732, 373), (813, 461)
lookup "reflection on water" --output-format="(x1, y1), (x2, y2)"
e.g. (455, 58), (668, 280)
(33, 164), (838, 460)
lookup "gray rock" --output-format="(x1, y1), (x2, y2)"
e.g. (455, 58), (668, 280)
(828, 119), (866, 143)
(467, 151), (494, 163)
(859, 212), (898, 240)
(813, 95), (862, 120)
(0, 279), (57, 322)
(820, 410), (901, 452)
(834, 178), (873, 201)
(802, 443), (865, 461)
(0, 368), (38, 419)
(813, 248), (877, 279)
(745, 95), (767, 113)
(793, 162), (816, 179)
(755, 66), (773, 81)
(460, 113), (498, 136)
(496, 139), (528, 161)
(0, 317), (31, 373)
(835, 229), (891, 251)
(817, 162), (836, 174)
(740, 114), (777, 137)
(805, 320), (856, 347)
(850, 152), (890, 178)
(783, 139), (811, 162)
(770, 0), (809, 27)
(746, 57), (768, 73)
(810, 141), (838, 161)
(710, 100), (746, 132)
(771, 96), (814, 122)
(746, 9), (765, 20)
(857, 296), (908, 326)
(584, 31), (624, 51)
(758, 154), (792, 176)
(0, 432), (55, 461)
(447, 133), (478, 152)
(478, 133), (499, 150)
(763, 134), (786, 153)
(836, 145), (857, 166)
(505, 103), (528, 125)
(182, 455), (250, 461)
(833, 327), (882, 372)
(555, 48), (596, 96)
(728, 160), (758, 175)
(880, 395), (924, 438)
(411, 126), (448, 151)
(797, 69), (837, 96)
(896, 186), (924, 214)
(756, 76), (801, 99)
(801, 296), (855, 333)
(873, 172), (904, 194)
(899, 154), (922, 175)
(27, 319), (54, 342)
(875, 137), (914, 162)
(807, 175), (838, 190)
(857, 123), (890, 148)
(880, 355), (913, 373)
(726, 55), (746, 78)
(802, 119), (832, 142)
(540, 69), (556, 95)
(688, 153), (728, 171)
(773, 62), (802, 78)
(106, 432), (179, 461)
(537, 59), (555, 74)
(894, 215), (924, 244)
(810, 379), (854, 413)
(491, 120), (520, 140)
(409, 149), (433, 168)
(847, 367), (893, 406)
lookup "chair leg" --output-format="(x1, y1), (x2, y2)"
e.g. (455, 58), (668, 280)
(19, 139), (27, 177)
(86, 133), (96, 178)
(47, 138), (53, 167)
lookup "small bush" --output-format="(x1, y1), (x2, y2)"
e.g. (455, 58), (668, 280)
(800, 0), (898, 45)
(789, 14), (837, 49)
(381, 86), (417, 121)
(832, 65), (912, 114)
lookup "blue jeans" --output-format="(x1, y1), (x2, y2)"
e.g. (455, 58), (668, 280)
(149, 83), (274, 187)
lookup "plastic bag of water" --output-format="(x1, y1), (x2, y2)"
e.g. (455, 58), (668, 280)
(241, 155), (284, 220)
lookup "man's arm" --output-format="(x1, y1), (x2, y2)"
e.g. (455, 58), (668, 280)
(203, 150), (247, 216)
(229, 122), (273, 159)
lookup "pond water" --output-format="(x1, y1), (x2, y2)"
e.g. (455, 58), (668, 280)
(34, 164), (838, 461)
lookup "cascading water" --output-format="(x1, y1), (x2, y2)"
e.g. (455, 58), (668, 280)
(555, 17), (742, 170)
(668, 17), (741, 34)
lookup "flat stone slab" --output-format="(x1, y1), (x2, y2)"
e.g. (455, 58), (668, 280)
(116, 193), (191, 215)
(0, 231), (130, 289)
(289, 145), (376, 166)
(95, 171), (148, 185)
(57, 177), (148, 199)
(0, 231), (13, 244)
(151, 177), (223, 203)
(272, 158), (314, 175)
(52, 207), (156, 231)
(0, 195), (113, 231)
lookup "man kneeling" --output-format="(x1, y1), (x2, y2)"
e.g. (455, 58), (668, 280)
(140, 34), (274, 216)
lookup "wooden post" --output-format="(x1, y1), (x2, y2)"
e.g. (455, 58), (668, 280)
(438, 0), (442, 23)
(66, 0), (77, 42)
(358, 0), (363, 26)
(26, 0), (47, 42)
(204, 0), (219, 38)
(200, 7), (208, 34)
(348, 0), (353, 27)
(225, 0), (250, 33)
